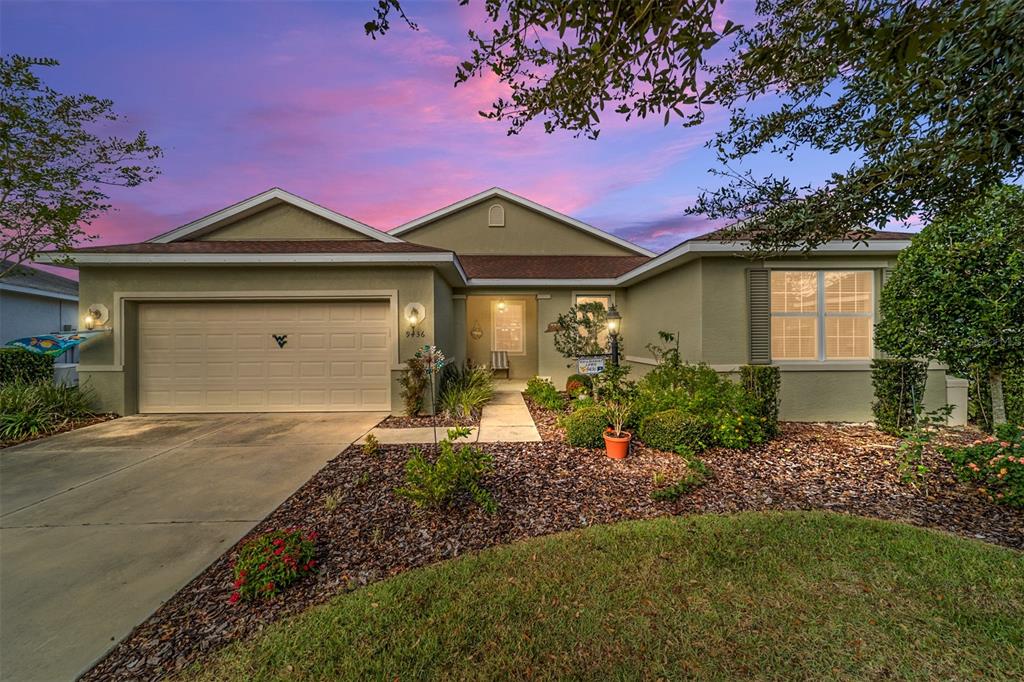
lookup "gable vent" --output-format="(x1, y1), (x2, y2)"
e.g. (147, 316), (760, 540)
(488, 204), (505, 227)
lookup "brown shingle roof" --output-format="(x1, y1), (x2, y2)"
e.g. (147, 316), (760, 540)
(62, 240), (450, 254)
(458, 255), (650, 279)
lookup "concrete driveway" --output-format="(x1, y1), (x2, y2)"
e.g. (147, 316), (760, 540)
(0, 411), (385, 682)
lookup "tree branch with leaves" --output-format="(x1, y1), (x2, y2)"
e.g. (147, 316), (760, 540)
(0, 55), (162, 278)
(366, 0), (1024, 255)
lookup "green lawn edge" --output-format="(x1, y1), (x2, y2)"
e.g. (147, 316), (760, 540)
(184, 511), (1024, 681)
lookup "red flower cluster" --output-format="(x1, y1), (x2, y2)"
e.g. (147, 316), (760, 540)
(228, 528), (318, 603)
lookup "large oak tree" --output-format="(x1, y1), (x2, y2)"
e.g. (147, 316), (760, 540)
(367, 0), (1024, 254)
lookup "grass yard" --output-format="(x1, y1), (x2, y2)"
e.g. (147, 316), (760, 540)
(185, 512), (1024, 681)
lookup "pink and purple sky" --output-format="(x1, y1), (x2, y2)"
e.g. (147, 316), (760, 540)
(4, 0), (904, 258)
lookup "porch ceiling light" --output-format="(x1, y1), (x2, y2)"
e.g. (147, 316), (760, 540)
(497, 299), (507, 312)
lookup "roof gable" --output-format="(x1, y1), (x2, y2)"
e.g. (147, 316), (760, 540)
(148, 188), (403, 244)
(0, 260), (79, 299)
(391, 188), (655, 257)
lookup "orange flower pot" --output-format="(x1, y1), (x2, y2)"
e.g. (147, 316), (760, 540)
(603, 429), (632, 459)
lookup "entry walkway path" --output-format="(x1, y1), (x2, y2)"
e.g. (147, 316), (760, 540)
(368, 381), (541, 444)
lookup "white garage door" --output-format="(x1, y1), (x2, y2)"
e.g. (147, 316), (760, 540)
(138, 300), (391, 412)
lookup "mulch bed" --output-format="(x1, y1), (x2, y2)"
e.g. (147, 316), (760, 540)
(377, 414), (478, 428)
(83, 403), (1023, 681)
(0, 414), (117, 449)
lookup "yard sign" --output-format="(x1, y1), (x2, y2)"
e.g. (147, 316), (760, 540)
(577, 354), (610, 375)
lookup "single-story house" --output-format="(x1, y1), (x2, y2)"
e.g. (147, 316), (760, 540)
(1, 260), (81, 382)
(36, 187), (966, 423)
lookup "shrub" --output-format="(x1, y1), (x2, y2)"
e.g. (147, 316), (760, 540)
(0, 348), (54, 386)
(592, 363), (633, 403)
(639, 409), (713, 452)
(741, 365), (781, 437)
(525, 376), (565, 411)
(559, 405), (608, 448)
(398, 355), (428, 416)
(395, 427), (497, 513)
(651, 453), (711, 502)
(439, 363), (494, 418)
(0, 382), (96, 442)
(230, 528), (317, 602)
(871, 358), (929, 435)
(943, 423), (1024, 508)
(565, 373), (592, 394)
(968, 365), (1023, 431)
(362, 433), (380, 456)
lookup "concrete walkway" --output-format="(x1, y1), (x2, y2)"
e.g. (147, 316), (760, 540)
(368, 381), (541, 444)
(0, 411), (385, 682)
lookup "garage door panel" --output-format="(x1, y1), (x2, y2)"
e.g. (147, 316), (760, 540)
(139, 300), (390, 412)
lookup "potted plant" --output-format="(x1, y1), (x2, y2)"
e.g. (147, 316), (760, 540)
(603, 401), (632, 459)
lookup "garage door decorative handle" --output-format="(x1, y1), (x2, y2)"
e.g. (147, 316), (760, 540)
(272, 334), (288, 348)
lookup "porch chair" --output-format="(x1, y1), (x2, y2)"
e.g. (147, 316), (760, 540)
(490, 350), (511, 379)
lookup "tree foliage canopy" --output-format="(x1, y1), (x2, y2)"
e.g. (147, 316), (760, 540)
(0, 55), (162, 277)
(551, 302), (611, 364)
(874, 184), (1024, 423)
(367, 0), (1024, 254)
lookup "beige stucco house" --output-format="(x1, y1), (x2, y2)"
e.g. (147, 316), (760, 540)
(38, 187), (966, 423)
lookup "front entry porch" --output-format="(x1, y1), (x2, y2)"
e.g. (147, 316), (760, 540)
(465, 295), (539, 379)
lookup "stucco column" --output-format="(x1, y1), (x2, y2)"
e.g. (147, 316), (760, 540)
(945, 375), (969, 426)
(452, 294), (467, 367)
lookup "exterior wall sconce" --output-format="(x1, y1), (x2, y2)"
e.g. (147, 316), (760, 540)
(83, 303), (109, 331)
(404, 302), (426, 338)
(470, 320), (484, 340)
(606, 305), (622, 366)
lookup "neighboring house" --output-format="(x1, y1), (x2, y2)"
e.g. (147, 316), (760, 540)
(35, 187), (963, 422)
(0, 260), (80, 378)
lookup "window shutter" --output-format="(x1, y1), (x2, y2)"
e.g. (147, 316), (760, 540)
(882, 267), (893, 287)
(748, 268), (771, 364)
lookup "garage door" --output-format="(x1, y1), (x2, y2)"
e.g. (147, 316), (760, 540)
(138, 300), (391, 412)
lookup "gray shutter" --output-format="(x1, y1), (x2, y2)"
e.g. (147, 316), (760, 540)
(748, 268), (771, 364)
(882, 267), (893, 287)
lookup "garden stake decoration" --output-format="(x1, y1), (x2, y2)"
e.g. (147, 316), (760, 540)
(415, 345), (447, 451)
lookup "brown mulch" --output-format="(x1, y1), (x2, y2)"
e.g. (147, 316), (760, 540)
(378, 413), (478, 428)
(0, 414), (117, 449)
(524, 393), (567, 441)
(83, 412), (1023, 681)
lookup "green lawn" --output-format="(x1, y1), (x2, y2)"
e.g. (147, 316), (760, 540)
(186, 512), (1024, 681)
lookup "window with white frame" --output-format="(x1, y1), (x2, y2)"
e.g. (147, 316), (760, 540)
(770, 271), (873, 361)
(492, 300), (524, 353)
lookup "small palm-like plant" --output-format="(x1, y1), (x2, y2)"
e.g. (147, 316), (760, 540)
(606, 401), (631, 437)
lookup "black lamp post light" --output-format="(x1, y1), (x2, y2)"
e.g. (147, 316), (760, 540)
(606, 305), (622, 366)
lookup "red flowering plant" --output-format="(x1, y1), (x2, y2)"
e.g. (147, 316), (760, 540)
(229, 528), (317, 602)
(943, 423), (1024, 508)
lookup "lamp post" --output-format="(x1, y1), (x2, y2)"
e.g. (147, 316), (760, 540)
(606, 305), (622, 366)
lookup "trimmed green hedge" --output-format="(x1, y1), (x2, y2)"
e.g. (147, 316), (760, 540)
(559, 405), (608, 448)
(740, 365), (780, 437)
(0, 348), (54, 386)
(871, 358), (928, 435)
(638, 409), (713, 453)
